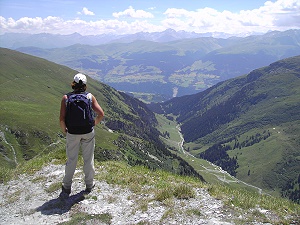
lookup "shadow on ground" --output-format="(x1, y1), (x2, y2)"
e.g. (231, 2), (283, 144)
(36, 191), (86, 215)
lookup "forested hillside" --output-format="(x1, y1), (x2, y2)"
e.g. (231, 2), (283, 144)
(149, 55), (300, 202)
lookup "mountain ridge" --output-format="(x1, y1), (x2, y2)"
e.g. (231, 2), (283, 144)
(0, 29), (266, 49)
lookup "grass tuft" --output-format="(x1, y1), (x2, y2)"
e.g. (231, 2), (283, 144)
(155, 186), (174, 201)
(46, 182), (62, 193)
(174, 184), (196, 199)
(58, 212), (112, 225)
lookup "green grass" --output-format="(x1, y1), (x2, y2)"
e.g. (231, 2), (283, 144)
(0, 143), (66, 183)
(223, 123), (300, 196)
(155, 114), (181, 146)
(58, 212), (112, 225)
(0, 101), (58, 133)
(173, 184), (196, 199)
(2, 189), (22, 205)
(46, 182), (62, 193)
(208, 183), (300, 223)
(153, 183), (195, 201)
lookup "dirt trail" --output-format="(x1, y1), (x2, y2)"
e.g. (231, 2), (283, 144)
(0, 131), (17, 165)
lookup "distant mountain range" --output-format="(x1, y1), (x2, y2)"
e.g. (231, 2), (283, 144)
(149, 55), (300, 202)
(0, 29), (261, 49)
(10, 29), (300, 101)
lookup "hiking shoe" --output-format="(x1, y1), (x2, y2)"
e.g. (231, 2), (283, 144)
(84, 184), (95, 194)
(59, 186), (71, 200)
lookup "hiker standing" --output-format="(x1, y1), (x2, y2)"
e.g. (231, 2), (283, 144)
(59, 73), (104, 199)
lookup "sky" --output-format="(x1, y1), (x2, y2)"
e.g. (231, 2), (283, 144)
(0, 0), (299, 36)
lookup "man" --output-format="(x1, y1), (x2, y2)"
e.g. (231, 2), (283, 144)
(59, 73), (104, 199)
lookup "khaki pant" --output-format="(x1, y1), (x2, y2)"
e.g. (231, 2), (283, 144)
(62, 130), (95, 189)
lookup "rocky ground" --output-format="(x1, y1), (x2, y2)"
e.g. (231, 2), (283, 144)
(0, 163), (286, 225)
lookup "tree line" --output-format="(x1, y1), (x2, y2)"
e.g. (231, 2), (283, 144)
(197, 131), (271, 177)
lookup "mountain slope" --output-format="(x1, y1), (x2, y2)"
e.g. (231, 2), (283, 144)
(149, 55), (300, 201)
(202, 29), (300, 80)
(0, 48), (202, 181)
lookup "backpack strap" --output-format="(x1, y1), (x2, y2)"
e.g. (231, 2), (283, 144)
(65, 92), (74, 104)
(86, 92), (92, 102)
(65, 91), (91, 102)
(65, 92), (93, 110)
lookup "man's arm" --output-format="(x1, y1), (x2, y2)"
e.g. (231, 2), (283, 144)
(92, 95), (104, 125)
(59, 95), (68, 134)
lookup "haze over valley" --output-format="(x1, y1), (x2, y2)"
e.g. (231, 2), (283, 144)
(2, 29), (300, 102)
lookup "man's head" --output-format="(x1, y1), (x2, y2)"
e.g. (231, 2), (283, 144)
(72, 73), (87, 91)
(74, 73), (87, 84)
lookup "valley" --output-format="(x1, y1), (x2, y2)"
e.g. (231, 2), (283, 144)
(156, 114), (263, 194)
(150, 55), (300, 202)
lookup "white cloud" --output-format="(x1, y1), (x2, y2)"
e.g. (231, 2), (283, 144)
(0, 0), (299, 36)
(162, 0), (300, 35)
(0, 16), (163, 35)
(0, 16), (61, 32)
(113, 6), (154, 19)
(78, 7), (95, 16)
(262, 0), (300, 27)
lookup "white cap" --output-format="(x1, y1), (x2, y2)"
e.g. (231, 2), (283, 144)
(74, 73), (87, 84)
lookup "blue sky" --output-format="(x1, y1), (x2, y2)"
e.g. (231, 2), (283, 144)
(0, 0), (299, 36)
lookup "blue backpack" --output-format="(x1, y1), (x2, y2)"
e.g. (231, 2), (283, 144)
(65, 92), (94, 128)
